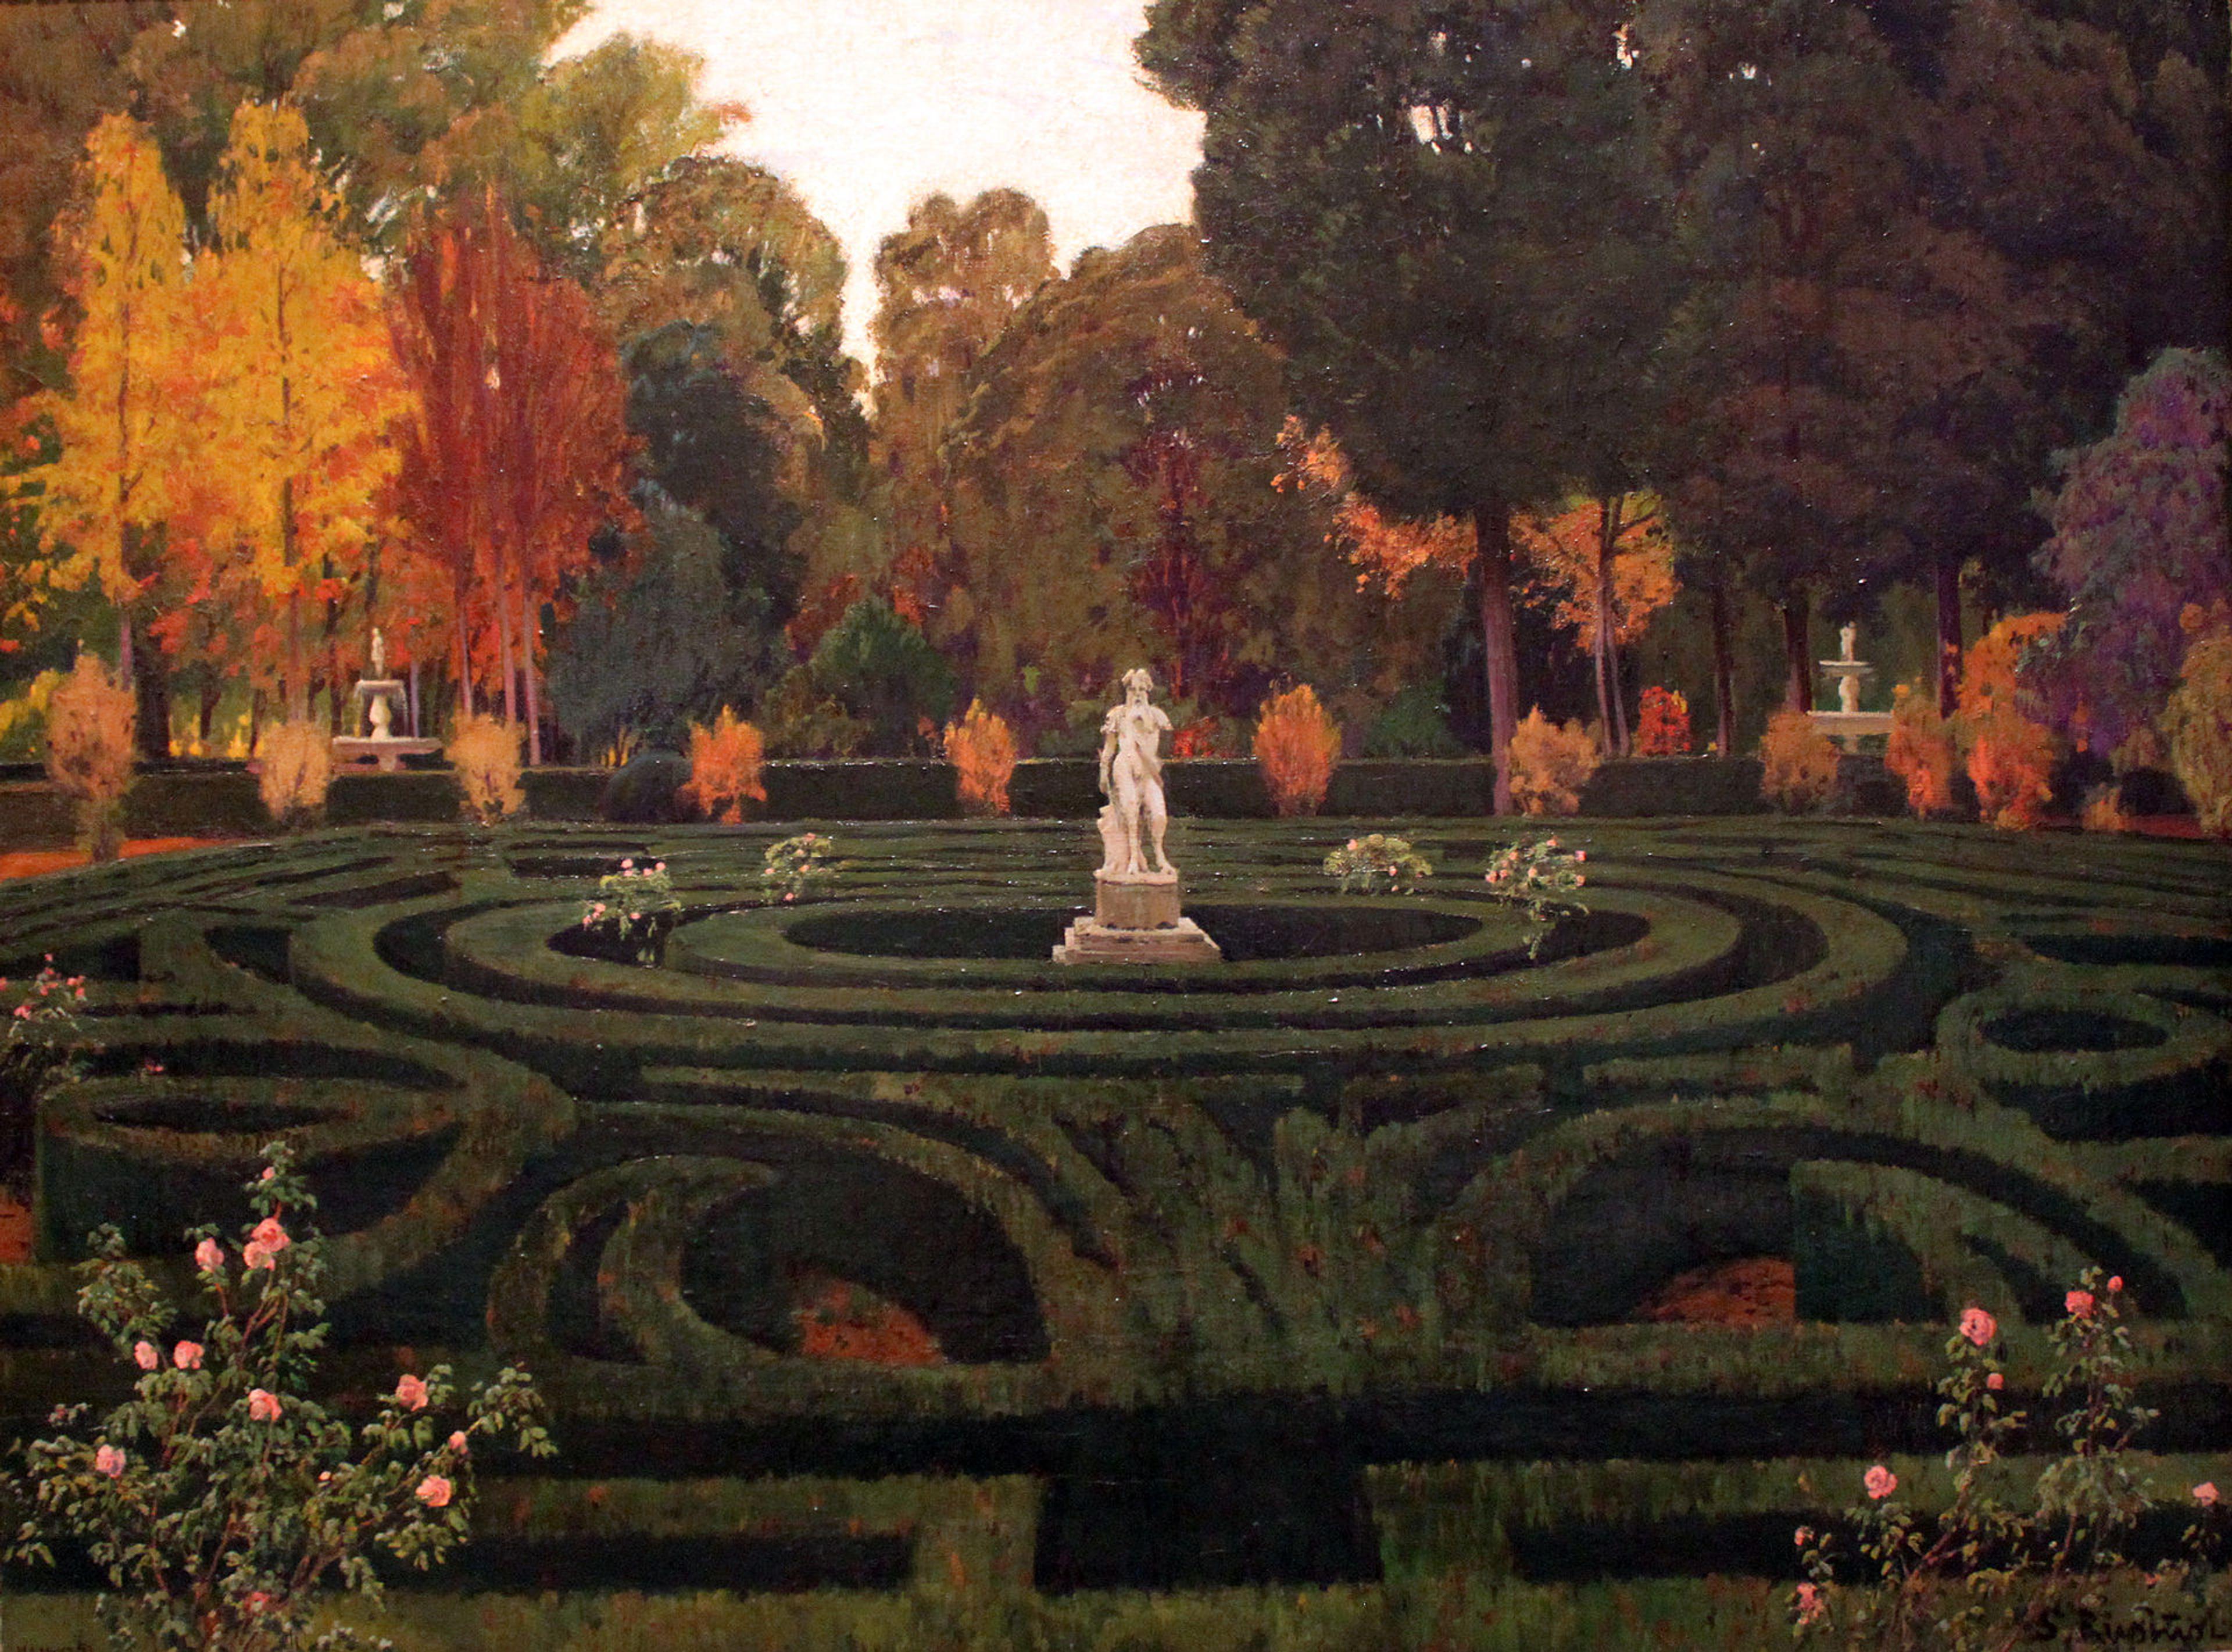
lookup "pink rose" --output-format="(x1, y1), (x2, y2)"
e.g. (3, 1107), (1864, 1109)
(194, 1238), (224, 1272)
(249, 1217), (289, 1255)
(448, 1431), (470, 1455)
(2066, 1289), (2096, 1320)
(414, 1474), (453, 1508)
(620, 859), (634, 870)
(1958, 1306), (1996, 1347)
(173, 1340), (203, 1371)
(133, 1340), (159, 1371)
(1793, 1525), (1813, 1547)
(242, 1242), (275, 1271)
(394, 1373), (429, 1411)
(260, 1167), (276, 1182)
(247, 1389), (281, 1422)
(2195, 1482), (2219, 1507)
(1986, 1372), (2005, 1392)
(1575, 850), (1586, 862)
(1863, 1464), (1897, 1501)
(94, 1443), (125, 1477)
(1794, 1582), (1825, 1626)
(2107, 1275), (2123, 1294)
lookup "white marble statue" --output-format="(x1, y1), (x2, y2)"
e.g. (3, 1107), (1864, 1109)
(370, 626), (388, 682)
(1097, 667), (1174, 879)
(1838, 623), (1858, 663)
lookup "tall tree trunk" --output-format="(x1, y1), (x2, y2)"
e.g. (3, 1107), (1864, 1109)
(1595, 494), (1629, 756)
(1934, 552), (1963, 718)
(455, 586), (475, 720)
(117, 598), (134, 692)
(1708, 575), (1736, 758)
(286, 587), (307, 724)
(198, 679), (220, 749)
(409, 658), (421, 738)
(1780, 592), (1812, 714)
(520, 582), (542, 766)
(1473, 500), (1520, 816)
(497, 572), (518, 727)
(248, 689), (264, 757)
(130, 616), (170, 763)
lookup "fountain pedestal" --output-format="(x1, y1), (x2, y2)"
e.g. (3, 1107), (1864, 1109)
(1054, 871), (1222, 964)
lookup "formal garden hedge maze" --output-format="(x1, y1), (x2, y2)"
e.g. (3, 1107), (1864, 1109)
(0, 816), (2226, 1642)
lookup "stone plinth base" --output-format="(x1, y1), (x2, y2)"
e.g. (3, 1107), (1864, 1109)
(1053, 915), (1222, 966)
(1094, 871), (1181, 929)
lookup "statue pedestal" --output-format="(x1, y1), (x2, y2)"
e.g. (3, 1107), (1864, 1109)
(1053, 872), (1222, 965)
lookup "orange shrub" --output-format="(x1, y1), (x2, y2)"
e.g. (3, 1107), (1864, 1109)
(1510, 708), (1600, 815)
(1758, 709), (1841, 814)
(678, 709), (767, 825)
(257, 721), (334, 831)
(1886, 682), (1958, 817)
(1955, 613), (2063, 831)
(2163, 610), (2232, 837)
(1253, 684), (1341, 817)
(446, 714), (524, 825)
(943, 700), (1018, 816)
(1633, 686), (1691, 756)
(45, 654), (135, 861)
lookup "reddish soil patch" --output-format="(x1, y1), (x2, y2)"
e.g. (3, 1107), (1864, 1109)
(0, 836), (239, 882)
(1636, 1257), (1797, 1327)
(0, 1191), (34, 1264)
(789, 1270), (944, 1367)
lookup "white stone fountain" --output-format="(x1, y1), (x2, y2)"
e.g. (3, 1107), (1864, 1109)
(332, 628), (441, 771)
(1809, 623), (1894, 751)
(1053, 668), (1222, 964)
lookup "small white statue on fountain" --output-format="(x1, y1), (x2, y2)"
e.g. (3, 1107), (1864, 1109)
(370, 625), (388, 683)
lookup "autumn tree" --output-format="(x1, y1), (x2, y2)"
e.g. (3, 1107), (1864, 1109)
(1514, 494), (1679, 754)
(869, 189), (1054, 621)
(1139, 0), (1669, 812)
(390, 191), (632, 757)
(19, 114), (194, 757)
(192, 102), (410, 723)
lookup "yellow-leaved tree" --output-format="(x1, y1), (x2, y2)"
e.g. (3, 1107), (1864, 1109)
(22, 116), (193, 723)
(1513, 494), (1679, 756)
(193, 102), (410, 721)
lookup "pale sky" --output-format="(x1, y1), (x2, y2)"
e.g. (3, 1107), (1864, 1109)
(555, 0), (1207, 369)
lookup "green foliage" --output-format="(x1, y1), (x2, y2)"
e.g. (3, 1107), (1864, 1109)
(1360, 685), (1464, 759)
(757, 664), (869, 758)
(581, 856), (679, 964)
(0, 959), (86, 1194)
(8, 1143), (553, 1651)
(761, 831), (838, 903)
(2162, 617), (2232, 836)
(1323, 832), (1433, 895)
(806, 597), (954, 756)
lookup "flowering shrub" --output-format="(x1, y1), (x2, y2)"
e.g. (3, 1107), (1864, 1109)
(1887, 682), (1959, 818)
(1482, 836), (1589, 957)
(256, 721), (334, 832)
(1322, 833), (1433, 895)
(446, 714), (523, 825)
(1509, 708), (1599, 816)
(1794, 1271), (2230, 1651)
(943, 700), (1018, 817)
(1170, 716), (1234, 759)
(1253, 684), (1340, 817)
(7, 1145), (552, 1650)
(1633, 685), (1691, 757)
(677, 707), (766, 825)
(45, 653), (135, 861)
(2162, 610), (2232, 836)
(580, 857), (680, 964)
(762, 832), (838, 903)
(1759, 709), (1841, 813)
(0, 960), (86, 1193)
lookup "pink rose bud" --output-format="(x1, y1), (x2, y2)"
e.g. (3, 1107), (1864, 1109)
(173, 1340), (203, 1371)
(133, 1340), (159, 1371)
(194, 1237), (225, 1272)
(260, 1167), (276, 1181)
(415, 1474), (453, 1508)
(2066, 1289), (2096, 1319)
(94, 1443), (125, 1477)
(1793, 1525), (1813, 1547)
(394, 1373), (429, 1411)
(1863, 1464), (1897, 1500)
(1959, 1306), (1997, 1347)
(247, 1388), (281, 1422)
(1986, 1372), (2005, 1391)
(2108, 1275), (2123, 1293)
(448, 1430), (470, 1454)
(2195, 1482), (2219, 1507)
(620, 859), (634, 870)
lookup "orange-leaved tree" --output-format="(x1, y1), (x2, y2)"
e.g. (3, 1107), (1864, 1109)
(1956, 612), (2064, 829)
(391, 192), (634, 760)
(20, 115), (194, 750)
(192, 102), (410, 723)
(1512, 494), (1678, 756)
